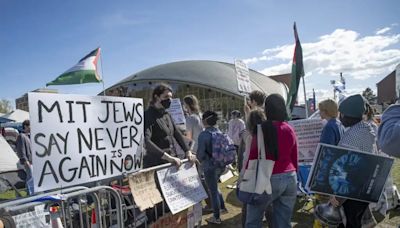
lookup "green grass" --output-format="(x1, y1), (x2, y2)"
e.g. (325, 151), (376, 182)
(201, 159), (400, 227)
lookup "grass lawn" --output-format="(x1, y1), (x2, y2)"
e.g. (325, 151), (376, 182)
(201, 159), (400, 227)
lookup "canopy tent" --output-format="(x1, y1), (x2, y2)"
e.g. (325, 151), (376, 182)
(0, 135), (19, 172)
(0, 109), (29, 123)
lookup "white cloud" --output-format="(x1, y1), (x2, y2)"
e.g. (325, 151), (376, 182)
(376, 27), (391, 35)
(244, 27), (400, 81)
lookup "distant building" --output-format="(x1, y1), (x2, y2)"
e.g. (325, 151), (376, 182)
(377, 64), (400, 106)
(15, 88), (58, 112)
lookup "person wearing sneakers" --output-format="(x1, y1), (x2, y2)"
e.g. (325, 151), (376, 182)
(197, 111), (228, 224)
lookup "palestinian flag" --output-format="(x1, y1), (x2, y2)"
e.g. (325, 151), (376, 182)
(287, 23), (305, 113)
(47, 48), (102, 86)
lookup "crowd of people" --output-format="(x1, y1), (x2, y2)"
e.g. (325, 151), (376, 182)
(2, 82), (400, 228)
(141, 83), (400, 228)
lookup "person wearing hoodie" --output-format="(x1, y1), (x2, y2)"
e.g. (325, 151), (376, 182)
(377, 101), (400, 158)
(329, 94), (376, 228)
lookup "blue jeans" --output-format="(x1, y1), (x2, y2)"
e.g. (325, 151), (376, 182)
(246, 171), (297, 228)
(204, 168), (225, 219)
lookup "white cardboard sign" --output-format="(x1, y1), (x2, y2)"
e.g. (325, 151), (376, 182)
(156, 163), (207, 214)
(235, 59), (251, 93)
(167, 98), (186, 126)
(288, 118), (324, 162)
(29, 93), (144, 192)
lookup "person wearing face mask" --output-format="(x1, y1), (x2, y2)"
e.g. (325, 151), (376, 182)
(143, 83), (196, 168)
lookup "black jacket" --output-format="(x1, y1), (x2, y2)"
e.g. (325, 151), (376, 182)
(143, 105), (189, 168)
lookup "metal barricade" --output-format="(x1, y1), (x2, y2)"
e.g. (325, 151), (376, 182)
(0, 159), (203, 228)
(0, 185), (124, 228)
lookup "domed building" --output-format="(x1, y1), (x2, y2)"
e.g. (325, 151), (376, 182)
(105, 60), (288, 124)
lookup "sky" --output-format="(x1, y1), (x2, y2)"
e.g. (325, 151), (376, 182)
(1, 0), (399, 107)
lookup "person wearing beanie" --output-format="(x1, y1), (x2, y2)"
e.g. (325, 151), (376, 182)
(329, 94), (377, 228)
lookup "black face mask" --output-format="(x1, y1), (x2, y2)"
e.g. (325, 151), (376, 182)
(160, 98), (171, 109)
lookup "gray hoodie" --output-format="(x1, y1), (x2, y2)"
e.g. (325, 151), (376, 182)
(378, 104), (400, 157)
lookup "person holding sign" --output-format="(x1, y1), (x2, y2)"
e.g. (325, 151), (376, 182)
(143, 83), (196, 168)
(328, 94), (377, 228)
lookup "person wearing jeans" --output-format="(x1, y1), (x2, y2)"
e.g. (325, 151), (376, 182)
(245, 94), (298, 228)
(197, 111), (228, 225)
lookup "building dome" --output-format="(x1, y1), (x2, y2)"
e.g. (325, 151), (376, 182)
(105, 60), (288, 128)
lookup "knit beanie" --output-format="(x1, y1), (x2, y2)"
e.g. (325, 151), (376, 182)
(338, 94), (366, 118)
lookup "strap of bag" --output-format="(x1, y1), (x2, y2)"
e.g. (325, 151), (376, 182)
(257, 124), (266, 160)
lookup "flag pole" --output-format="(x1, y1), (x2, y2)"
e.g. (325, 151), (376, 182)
(302, 76), (308, 118)
(100, 48), (106, 96)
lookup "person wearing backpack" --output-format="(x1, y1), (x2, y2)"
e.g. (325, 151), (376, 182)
(197, 110), (234, 224)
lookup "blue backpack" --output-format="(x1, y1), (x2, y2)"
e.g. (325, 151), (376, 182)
(208, 130), (237, 168)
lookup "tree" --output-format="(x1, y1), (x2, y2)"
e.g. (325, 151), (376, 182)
(0, 99), (13, 113)
(362, 87), (377, 104)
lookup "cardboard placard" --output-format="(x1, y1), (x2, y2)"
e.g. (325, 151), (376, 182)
(306, 143), (394, 203)
(29, 93), (144, 192)
(150, 209), (188, 228)
(129, 170), (163, 211)
(234, 59), (251, 93)
(167, 98), (186, 126)
(156, 163), (207, 214)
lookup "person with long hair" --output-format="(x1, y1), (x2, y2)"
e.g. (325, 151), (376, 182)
(143, 83), (196, 168)
(245, 94), (298, 228)
(183, 95), (203, 152)
(239, 108), (266, 227)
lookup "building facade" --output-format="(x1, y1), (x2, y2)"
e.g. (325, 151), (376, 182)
(15, 88), (58, 111)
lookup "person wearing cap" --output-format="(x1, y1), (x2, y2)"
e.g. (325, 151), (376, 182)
(329, 94), (376, 228)
(377, 101), (400, 158)
(16, 119), (33, 195)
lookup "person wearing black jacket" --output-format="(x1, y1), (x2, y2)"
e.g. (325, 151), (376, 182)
(143, 83), (196, 168)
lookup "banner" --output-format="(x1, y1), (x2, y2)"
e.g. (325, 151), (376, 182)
(156, 163), (208, 214)
(29, 93), (144, 192)
(288, 118), (323, 162)
(129, 170), (163, 211)
(306, 143), (394, 203)
(234, 59), (251, 93)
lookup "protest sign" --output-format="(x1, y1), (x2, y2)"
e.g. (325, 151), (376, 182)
(167, 98), (186, 126)
(156, 163), (208, 214)
(306, 143), (394, 203)
(234, 59), (251, 93)
(288, 118), (324, 162)
(13, 205), (50, 228)
(129, 170), (163, 211)
(150, 209), (188, 228)
(29, 93), (144, 192)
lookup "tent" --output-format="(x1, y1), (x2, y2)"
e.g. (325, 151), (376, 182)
(0, 109), (29, 123)
(0, 135), (19, 172)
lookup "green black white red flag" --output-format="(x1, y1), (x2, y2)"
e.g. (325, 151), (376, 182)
(286, 23), (304, 113)
(47, 48), (102, 86)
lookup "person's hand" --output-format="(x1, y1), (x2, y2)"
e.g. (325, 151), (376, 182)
(329, 196), (340, 207)
(186, 151), (196, 165)
(162, 153), (182, 167)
